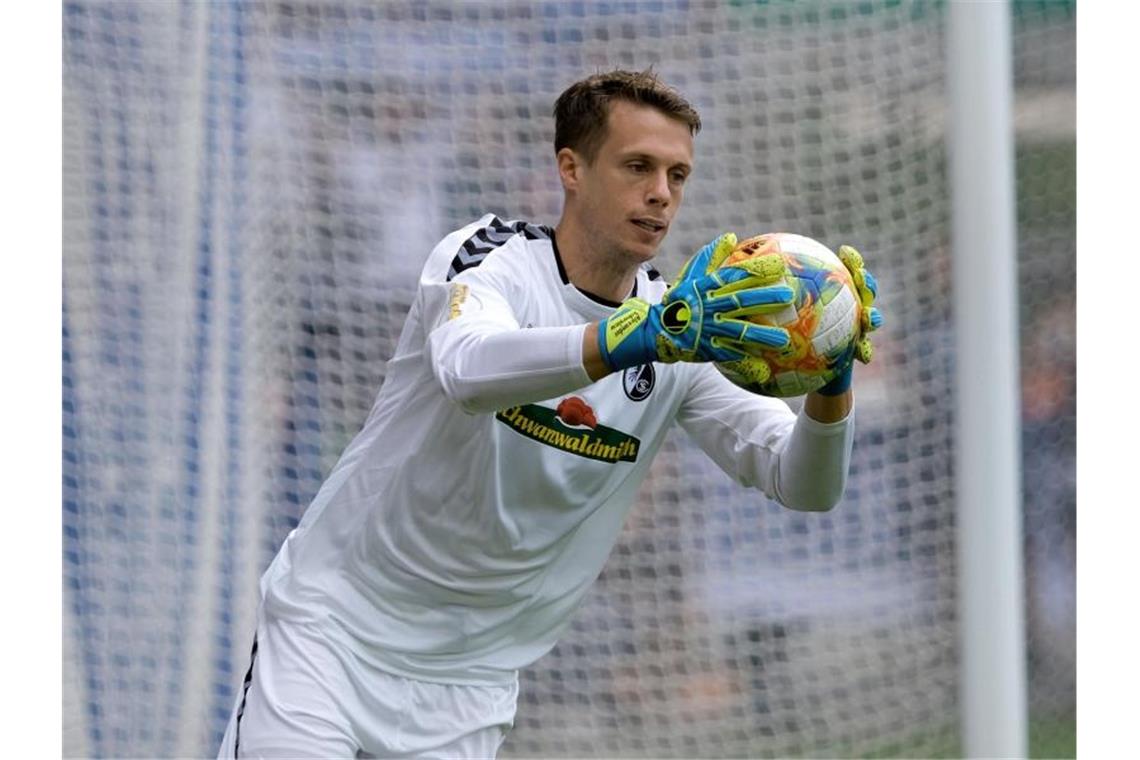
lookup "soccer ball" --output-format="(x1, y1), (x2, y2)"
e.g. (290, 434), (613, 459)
(715, 232), (860, 397)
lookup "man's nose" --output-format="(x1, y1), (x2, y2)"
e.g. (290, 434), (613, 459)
(646, 170), (671, 206)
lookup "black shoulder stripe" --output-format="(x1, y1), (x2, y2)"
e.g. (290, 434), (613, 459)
(521, 223), (554, 241)
(446, 217), (553, 281)
(642, 263), (664, 281)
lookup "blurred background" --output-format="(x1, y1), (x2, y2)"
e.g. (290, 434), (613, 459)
(62, 1), (1075, 757)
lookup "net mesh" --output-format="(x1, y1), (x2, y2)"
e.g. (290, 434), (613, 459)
(62, 1), (1075, 757)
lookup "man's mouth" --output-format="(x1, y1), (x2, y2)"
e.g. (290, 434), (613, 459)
(632, 218), (666, 233)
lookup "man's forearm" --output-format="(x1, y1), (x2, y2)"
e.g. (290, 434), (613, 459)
(804, 388), (852, 423)
(429, 322), (594, 413)
(582, 323), (614, 382)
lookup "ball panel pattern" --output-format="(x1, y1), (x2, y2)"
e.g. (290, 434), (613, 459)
(715, 233), (860, 397)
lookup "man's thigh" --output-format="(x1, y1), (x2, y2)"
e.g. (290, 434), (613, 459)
(355, 673), (518, 759)
(217, 612), (519, 759)
(217, 617), (363, 758)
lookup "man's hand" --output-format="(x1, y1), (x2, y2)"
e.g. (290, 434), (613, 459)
(814, 244), (884, 397)
(596, 234), (796, 372)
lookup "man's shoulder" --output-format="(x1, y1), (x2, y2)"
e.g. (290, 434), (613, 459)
(430, 214), (554, 283)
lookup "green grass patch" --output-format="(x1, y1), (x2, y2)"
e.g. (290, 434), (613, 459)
(1030, 715), (1076, 759)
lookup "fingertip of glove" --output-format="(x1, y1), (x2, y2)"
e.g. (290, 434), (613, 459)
(863, 270), (879, 299)
(709, 233), (738, 269)
(855, 337), (874, 364)
(763, 323), (793, 350)
(738, 252), (788, 283)
(838, 245), (864, 268)
(725, 357), (772, 384)
(752, 359), (772, 384)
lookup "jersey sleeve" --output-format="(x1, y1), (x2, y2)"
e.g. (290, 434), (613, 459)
(676, 364), (855, 511)
(419, 224), (593, 414)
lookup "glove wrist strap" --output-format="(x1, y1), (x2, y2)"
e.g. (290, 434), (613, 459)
(816, 363), (853, 396)
(598, 299), (656, 371)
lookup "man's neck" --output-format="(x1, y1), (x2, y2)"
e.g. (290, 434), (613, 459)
(554, 215), (641, 304)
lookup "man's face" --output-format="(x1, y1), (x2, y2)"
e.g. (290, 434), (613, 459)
(564, 100), (694, 265)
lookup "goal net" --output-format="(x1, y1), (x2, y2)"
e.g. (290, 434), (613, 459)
(62, 1), (1074, 756)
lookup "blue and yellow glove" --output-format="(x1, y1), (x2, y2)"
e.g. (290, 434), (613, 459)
(816, 244), (884, 396)
(597, 233), (795, 372)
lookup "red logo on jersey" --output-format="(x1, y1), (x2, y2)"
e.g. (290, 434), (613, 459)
(555, 396), (598, 429)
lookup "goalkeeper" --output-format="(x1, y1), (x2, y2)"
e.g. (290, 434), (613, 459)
(219, 69), (881, 759)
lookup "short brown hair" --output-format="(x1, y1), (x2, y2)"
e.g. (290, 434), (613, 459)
(553, 69), (701, 164)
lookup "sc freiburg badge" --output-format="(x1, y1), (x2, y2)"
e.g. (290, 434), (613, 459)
(622, 364), (655, 402)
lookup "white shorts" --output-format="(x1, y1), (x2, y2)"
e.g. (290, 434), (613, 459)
(216, 612), (518, 759)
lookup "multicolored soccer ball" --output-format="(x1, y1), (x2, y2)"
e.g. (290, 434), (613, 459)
(715, 232), (860, 397)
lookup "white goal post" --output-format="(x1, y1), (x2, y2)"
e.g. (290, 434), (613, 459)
(947, 1), (1029, 756)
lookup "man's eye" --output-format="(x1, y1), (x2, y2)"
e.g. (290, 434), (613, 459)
(671, 172), (688, 184)
(629, 162), (648, 172)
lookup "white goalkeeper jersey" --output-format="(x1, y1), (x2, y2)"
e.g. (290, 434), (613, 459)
(259, 214), (855, 686)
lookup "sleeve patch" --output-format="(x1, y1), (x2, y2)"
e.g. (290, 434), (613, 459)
(447, 283), (470, 320)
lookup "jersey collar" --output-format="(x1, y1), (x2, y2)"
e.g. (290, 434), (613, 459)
(550, 229), (639, 314)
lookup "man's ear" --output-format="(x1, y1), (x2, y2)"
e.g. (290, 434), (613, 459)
(556, 147), (582, 192)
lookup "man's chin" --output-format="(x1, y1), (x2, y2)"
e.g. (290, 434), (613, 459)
(623, 233), (667, 263)
(617, 243), (660, 265)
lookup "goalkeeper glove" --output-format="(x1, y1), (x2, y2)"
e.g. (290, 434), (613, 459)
(816, 244), (884, 396)
(597, 233), (795, 372)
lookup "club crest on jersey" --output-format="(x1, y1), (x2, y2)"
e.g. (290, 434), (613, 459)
(622, 364), (655, 402)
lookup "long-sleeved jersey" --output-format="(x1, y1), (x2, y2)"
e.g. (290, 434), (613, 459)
(259, 214), (855, 686)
